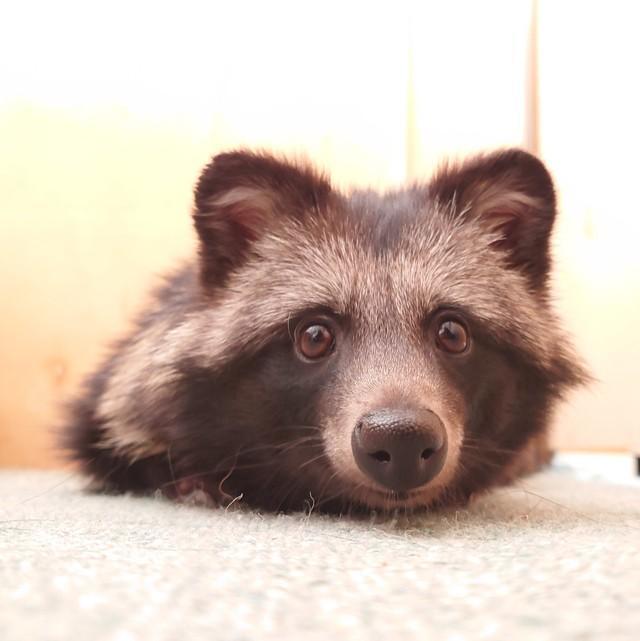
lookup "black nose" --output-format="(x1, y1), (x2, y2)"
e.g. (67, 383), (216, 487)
(351, 408), (447, 492)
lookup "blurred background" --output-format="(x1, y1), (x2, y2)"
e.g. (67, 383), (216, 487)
(0, 0), (638, 468)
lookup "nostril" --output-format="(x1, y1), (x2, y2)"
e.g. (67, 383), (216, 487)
(421, 448), (436, 460)
(369, 450), (391, 463)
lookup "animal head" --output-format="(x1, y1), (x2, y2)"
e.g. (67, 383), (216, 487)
(164, 148), (587, 512)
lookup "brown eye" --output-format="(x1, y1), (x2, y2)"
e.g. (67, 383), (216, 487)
(297, 323), (335, 360)
(436, 319), (469, 354)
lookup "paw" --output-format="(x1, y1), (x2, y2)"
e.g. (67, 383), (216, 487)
(172, 477), (218, 507)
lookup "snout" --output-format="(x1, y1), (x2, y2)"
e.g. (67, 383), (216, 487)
(351, 408), (448, 492)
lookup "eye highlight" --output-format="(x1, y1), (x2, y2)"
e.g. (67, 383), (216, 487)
(295, 321), (335, 361)
(435, 316), (470, 354)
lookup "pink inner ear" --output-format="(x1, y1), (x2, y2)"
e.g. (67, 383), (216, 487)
(230, 206), (267, 243)
(207, 185), (276, 244)
(484, 208), (521, 251)
(486, 207), (520, 224)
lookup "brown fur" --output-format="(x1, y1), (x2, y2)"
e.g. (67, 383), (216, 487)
(61, 148), (588, 514)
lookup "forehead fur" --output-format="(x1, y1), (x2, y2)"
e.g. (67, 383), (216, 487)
(176, 188), (574, 379)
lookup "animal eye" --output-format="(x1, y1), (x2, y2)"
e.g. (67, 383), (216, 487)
(435, 318), (469, 354)
(296, 322), (335, 360)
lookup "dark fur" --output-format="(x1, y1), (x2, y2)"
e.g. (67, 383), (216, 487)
(61, 149), (588, 514)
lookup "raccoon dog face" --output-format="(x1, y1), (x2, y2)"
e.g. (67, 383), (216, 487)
(67, 149), (587, 514)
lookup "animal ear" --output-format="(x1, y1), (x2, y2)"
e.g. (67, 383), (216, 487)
(192, 151), (332, 288)
(429, 149), (557, 289)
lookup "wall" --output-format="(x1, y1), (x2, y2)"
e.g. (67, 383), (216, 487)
(0, 0), (638, 466)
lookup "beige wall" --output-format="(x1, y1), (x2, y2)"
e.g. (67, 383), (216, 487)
(0, 108), (201, 466)
(1, 0), (638, 467)
(538, 2), (640, 452)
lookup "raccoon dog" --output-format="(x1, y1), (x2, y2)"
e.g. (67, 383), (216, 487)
(63, 148), (587, 514)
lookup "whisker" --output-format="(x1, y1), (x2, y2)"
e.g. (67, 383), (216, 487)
(297, 452), (328, 471)
(159, 433), (325, 492)
(459, 451), (506, 470)
(461, 441), (520, 455)
(286, 313), (295, 342)
(224, 493), (244, 510)
(315, 469), (343, 506)
(217, 461), (237, 503)
(167, 444), (176, 487)
(317, 477), (362, 510)
(275, 435), (324, 455)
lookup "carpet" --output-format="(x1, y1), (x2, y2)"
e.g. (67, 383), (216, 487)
(1, 467), (639, 641)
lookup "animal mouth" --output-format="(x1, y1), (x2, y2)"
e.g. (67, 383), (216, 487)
(348, 475), (451, 511)
(356, 487), (432, 511)
(361, 485), (424, 505)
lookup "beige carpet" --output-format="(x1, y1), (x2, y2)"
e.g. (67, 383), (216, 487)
(1, 468), (639, 641)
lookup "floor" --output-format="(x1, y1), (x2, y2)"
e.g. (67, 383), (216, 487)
(1, 461), (639, 641)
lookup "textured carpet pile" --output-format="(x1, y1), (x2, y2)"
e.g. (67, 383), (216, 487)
(1, 469), (639, 641)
